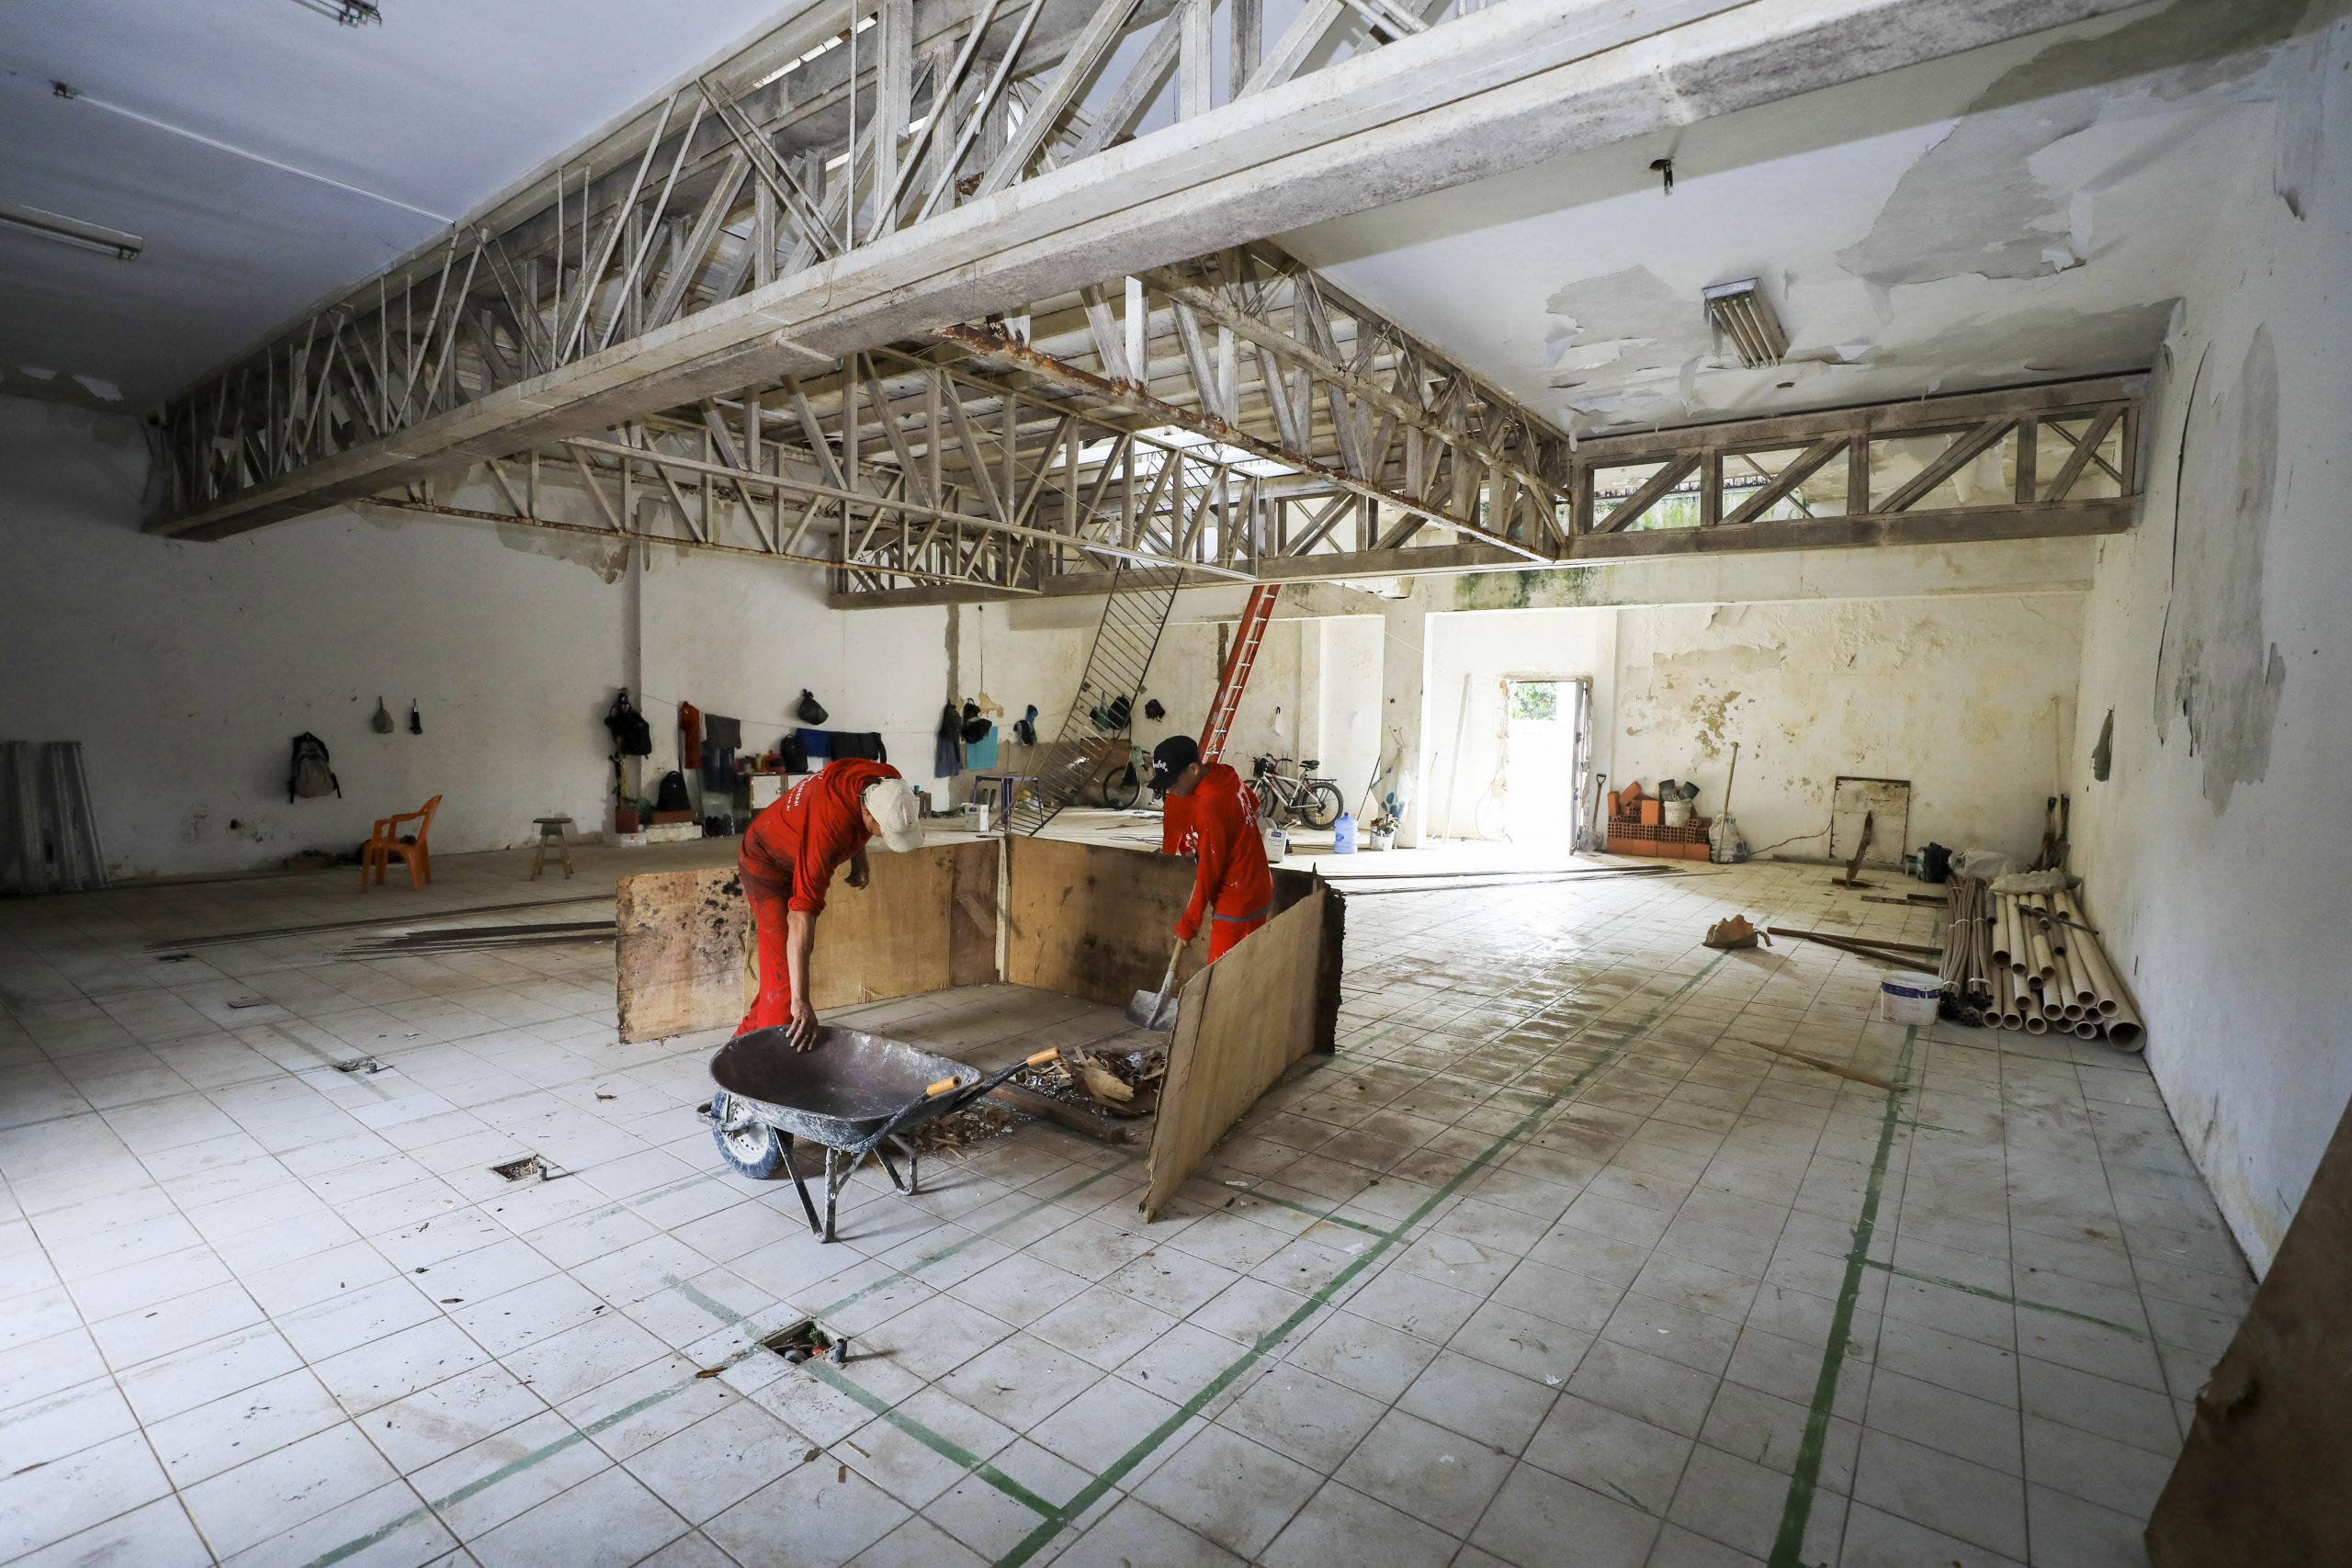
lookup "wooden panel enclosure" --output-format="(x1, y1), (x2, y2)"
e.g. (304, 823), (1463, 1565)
(1001, 834), (1322, 1010)
(616, 833), (1341, 1220)
(616, 840), (995, 1042)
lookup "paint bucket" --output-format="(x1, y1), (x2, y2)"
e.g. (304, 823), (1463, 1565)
(1880, 971), (1943, 1026)
(1661, 799), (1693, 827)
(1366, 830), (1395, 852)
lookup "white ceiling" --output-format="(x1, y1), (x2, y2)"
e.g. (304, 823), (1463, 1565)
(0, 0), (788, 408)
(1284, 0), (2312, 438)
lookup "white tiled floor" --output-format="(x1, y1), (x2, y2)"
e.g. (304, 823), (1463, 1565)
(1, 845), (2251, 1567)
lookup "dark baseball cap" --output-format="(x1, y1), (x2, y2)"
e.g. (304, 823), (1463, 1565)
(1148, 735), (1201, 795)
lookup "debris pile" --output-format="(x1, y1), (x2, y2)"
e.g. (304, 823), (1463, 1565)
(1018, 1046), (1166, 1117)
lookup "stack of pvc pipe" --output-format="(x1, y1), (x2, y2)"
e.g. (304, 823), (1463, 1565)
(1938, 877), (1993, 1021)
(1985, 887), (2144, 1050)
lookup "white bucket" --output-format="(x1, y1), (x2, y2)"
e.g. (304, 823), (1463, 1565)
(1661, 798), (1693, 827)
(1880, 971), (1943, 1026)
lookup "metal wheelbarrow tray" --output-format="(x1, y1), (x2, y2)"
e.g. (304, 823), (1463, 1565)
(706, 1025), (1050, 1242)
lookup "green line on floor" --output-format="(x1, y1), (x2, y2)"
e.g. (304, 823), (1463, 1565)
(1210, 1179), (1391, 1235)
(991, 952), (1735, 1568)
(1767, 1024), (1917, 1568)
(808, 1360), (1062, 1517)
(1860, 1258), (2147, 1339)
(297, 1150), (1131, 1568)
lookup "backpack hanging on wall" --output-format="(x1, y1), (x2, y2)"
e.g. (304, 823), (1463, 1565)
(797, 690), (829, 726)
(288, 734), (340, 802)
(605, 689), (653, 757)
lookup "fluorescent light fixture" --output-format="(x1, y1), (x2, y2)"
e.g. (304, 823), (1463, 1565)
(0, 198), (141, 261)
(1702, 278), (1788, 368)
(288, 0), (381, 23)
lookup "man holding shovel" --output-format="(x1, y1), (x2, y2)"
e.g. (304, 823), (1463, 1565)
(737, 760), (925, 1048)
(1148, 736), (1273, 964)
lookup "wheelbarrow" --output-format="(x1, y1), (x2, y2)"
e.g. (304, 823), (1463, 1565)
(705, 1025), (1057, 1242)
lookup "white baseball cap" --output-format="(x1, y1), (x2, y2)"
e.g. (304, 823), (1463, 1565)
(864, 776), (924, 852)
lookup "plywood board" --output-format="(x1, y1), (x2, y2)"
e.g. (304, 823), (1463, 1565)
(615, 842), (989, 1042)
(2146, 1092), (2352, 1566)
(1004, 836), (1318, 1010)
(1142, 883), (1343, 1221)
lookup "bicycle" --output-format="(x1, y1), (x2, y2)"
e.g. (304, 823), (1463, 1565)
(1250, 754), (1345, 829)
(1098, 745), (1145, 809)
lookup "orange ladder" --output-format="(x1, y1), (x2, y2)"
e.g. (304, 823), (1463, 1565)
(1164, 585), (1281, 853)
(1198, 585), (1281, 763)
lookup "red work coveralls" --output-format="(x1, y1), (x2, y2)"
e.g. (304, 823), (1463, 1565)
(735, 759), (899, 1033)
(1174, 762), (1275, 962)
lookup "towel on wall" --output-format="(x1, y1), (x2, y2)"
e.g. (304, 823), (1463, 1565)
(934, 705), (962, 779)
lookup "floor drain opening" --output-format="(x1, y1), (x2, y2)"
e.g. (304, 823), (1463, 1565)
(334, 1056), (387, 1075)
(491, 1155), (546, 1181)
(760, 1319), (846, 1366)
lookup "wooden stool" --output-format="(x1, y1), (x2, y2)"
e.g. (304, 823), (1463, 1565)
(530, 817), (574, 879)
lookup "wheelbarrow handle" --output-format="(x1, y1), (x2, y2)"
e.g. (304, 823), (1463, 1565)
(862, 1048), (1064, 1160)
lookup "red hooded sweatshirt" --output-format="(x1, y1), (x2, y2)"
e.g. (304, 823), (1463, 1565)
(1175, 762), (1274, 942)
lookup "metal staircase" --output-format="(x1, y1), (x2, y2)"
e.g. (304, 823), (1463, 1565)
(1008, 570), (1181, 837)
(1199, 586), (1282, 763)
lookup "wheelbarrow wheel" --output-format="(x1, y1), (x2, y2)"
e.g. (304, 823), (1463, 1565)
(709, 1093), (787, 1179)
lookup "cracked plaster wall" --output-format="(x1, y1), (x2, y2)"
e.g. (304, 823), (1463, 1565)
(2067, 7), (2352, 1277)
(1425, 596), (2081, 859)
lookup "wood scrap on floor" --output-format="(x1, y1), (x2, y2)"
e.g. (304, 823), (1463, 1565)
(1767, 926), (1932, 967)
(1735, 1036), (1901, 1092)
(1830, 809), (1875, 887)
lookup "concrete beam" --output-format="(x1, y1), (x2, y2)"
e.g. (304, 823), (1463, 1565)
(157, 0), (2147, 540)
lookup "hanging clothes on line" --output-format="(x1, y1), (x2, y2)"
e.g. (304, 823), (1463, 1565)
(676, 702), (704, 769)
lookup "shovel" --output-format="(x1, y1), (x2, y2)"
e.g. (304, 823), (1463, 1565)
(1125, 939), (1184, 1032)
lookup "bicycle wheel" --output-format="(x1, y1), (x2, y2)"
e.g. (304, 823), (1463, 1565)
(1099, 764), (1141, 810)
(1295, 782), (1343, 829)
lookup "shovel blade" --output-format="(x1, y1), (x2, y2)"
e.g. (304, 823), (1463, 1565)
(1124, 988), (1177, 1032)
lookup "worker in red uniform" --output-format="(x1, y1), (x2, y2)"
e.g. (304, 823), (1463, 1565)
(1149, 735), (1273, 962)
(737, 759), (924, 1047)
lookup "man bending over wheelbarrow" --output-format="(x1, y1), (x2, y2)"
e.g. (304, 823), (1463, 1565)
(1148, 735), (1273, 963)
(738, 759), (924, 1047)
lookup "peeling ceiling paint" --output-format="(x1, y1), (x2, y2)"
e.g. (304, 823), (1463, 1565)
(1283, 0), (2314, 438)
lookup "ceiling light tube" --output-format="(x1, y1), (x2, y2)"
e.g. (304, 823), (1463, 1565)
(0, 198), (142, 260)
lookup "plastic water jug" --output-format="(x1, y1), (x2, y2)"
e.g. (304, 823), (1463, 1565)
(1332, 811), (1358, 853)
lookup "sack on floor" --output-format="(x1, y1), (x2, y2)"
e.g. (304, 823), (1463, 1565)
(288, 733), (340, 801)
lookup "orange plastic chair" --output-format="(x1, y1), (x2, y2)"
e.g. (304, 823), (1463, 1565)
(361, 795), (441, 890)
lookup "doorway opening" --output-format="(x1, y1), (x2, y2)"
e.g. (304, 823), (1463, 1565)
(1499, 678), (1590, 845)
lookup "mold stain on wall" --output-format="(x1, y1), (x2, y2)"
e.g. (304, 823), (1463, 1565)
(2154, 323), (2288, 814)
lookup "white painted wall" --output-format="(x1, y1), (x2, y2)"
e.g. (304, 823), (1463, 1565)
(2067, 14), (2352, 1275)
(0, 395), (951, 879)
